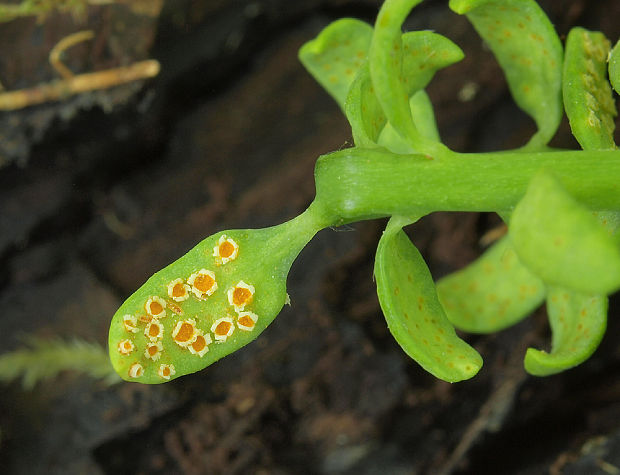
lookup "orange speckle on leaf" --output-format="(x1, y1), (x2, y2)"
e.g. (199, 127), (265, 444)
(237, 311), (258, 331)
(145, 296), (166, 318)
(188, 269), (218, 299)
(139, 314), (152, 324)
(167, 278), (190, 302)
(228, 281), (254, 311)
(211, 317), (234, 342)
(166, 300), (183, 316)
(158, 364), (175, 380)
(172, 319), (198, 347)
(118, 339), (134, 355)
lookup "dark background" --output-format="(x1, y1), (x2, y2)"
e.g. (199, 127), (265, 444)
(1, 0), (620, 473)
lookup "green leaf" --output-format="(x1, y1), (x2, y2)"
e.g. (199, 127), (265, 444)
(509, 170), (620, 295)
(378, 90), (441, 153)
(369, 0), (462, 151)
(344, 64), (387, 147)
(368, 0), (423, 150)
(298, 19), (373, 111)
(346, 30), (463, 151)
(449, 0), (563, 149)
(563, 27), (617, 150)
(374, 216), (482, 382)
(524, 288), (607, 376)
(109, 206), (325, 383)
(437, 236), (546, 333)
(610, 39), (620, 95)
(0, 338), (120, 389)
(527, 57), (619, 376)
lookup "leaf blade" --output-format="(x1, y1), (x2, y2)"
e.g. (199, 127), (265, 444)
(299, 18), (374, 111)
(563, 27), (617, 150)
(437, 236), (546, 333)
(375, 217), (482, 382)
(449, 0), (563, 148)
(509, 170), (620, 295)
(524, 288), (607, 376)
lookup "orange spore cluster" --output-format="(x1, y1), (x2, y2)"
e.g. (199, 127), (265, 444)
(194, 273), (215, 293)
(213, 235), (239, 264)
(233, 288), (252, 306)
(237, 312), (258, 331)
(172, 319), (198, 347)
(219, 241), (235, 258)
(116, 235), (264, 380)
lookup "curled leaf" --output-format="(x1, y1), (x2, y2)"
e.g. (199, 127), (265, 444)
(449, 0), (563, 149)
(437, 236), (545, 333)
(609, 39), (620, 95)
(374, 216), (482, 382)
(509, 170), (620, 295)
(298, 19), (373, 110)
(370, 0), (462, 151)
(524, 288), (607, 376)
(345, 65), (387, 147)
(378, 90), (441, 153)
(563, 27), (617, 150)
(346, 30), (463, 151)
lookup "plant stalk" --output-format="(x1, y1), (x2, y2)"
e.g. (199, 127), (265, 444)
(313, 147), (620, 224)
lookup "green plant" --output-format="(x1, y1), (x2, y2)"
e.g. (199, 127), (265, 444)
(108, 0), (620, 384)
(0, 337), (119, 388)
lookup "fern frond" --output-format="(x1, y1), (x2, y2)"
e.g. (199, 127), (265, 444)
(0, 337), (120, 389)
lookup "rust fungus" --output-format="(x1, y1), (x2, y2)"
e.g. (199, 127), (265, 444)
(188, 330), (212, 357)
(145, 320), (164, 342)
(128, 362), (144, 379)
(227, 281), (255, 311)
(237, 311), (258, 331)
(213, 235), (239, 264)
(188, 269), (218, 299)
(172, 318), (198, 347)
(167, 278), (190, 302)
(118, 339), (135, 355)
(166, 300), (184, 316)
(122, 314), (138, 333)
(211, 317), (234, 342)
(145, 296), (166, 318)
(144, 341), (163, 361)
(158, 364), (176, 380)
(138, 314), (152, 324)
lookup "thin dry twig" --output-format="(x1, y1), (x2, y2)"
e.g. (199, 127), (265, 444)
(49, 30), (95, 79)
(0, 59), (160, 110)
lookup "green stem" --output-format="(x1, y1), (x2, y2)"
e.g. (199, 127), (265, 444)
(313, 147), (620, 224)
